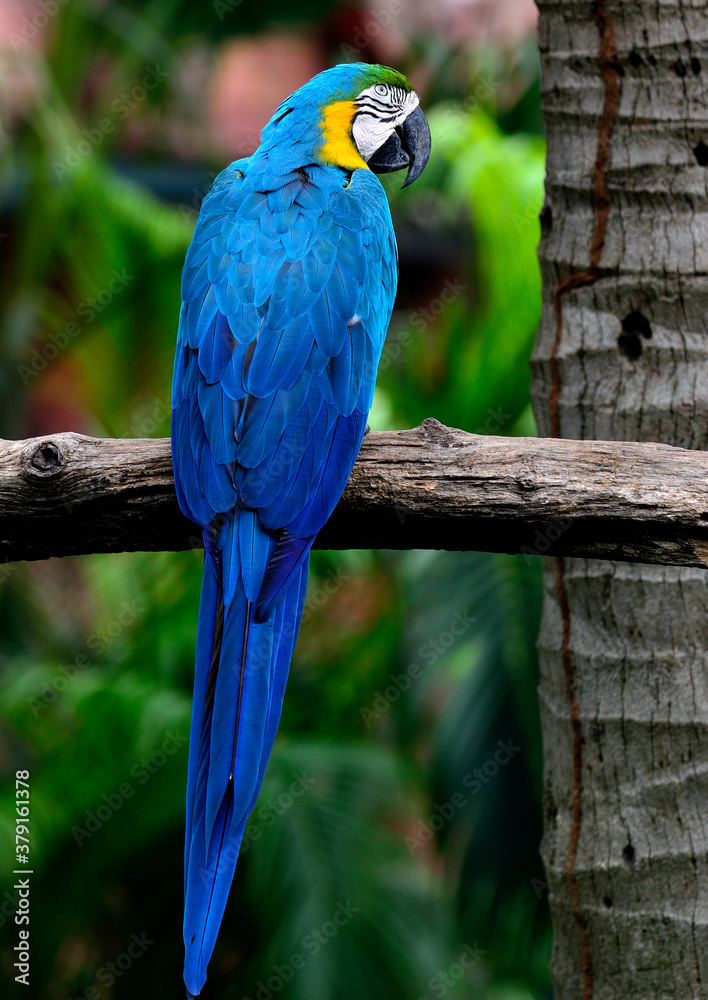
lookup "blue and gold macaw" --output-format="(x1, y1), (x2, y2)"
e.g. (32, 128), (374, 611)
(171, 62), (430, 997)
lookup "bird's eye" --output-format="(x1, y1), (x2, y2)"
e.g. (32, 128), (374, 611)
(374, 84), (388, 97)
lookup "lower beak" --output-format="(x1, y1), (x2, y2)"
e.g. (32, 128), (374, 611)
(367, 106), (431, 187)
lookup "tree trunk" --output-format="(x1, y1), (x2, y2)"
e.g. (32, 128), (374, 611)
(532, 2), (708, 997)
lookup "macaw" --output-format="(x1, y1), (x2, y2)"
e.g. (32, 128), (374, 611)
(171, 62), (430, 997)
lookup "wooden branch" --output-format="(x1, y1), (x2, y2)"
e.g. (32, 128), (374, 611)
(2, 418), (708, 568)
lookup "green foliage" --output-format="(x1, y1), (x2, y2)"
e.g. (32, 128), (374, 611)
(377, 105), (545, 437)
(4, 156), (190, 438)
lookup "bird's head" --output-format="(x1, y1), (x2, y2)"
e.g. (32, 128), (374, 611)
(261, 63), (431, 187)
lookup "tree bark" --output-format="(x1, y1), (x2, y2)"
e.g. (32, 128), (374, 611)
(6, 425), (708, 566)
(533, 1), (708, 997)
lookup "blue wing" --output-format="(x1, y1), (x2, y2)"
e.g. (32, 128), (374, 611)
(172, 157), (397, 996)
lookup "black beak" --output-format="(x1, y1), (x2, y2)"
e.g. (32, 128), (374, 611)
(367, 106), (431, 188)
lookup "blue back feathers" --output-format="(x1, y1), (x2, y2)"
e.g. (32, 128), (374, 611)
(172, 63), (399, 997)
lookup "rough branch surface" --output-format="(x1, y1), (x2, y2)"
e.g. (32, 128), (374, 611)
(2, 418), (708, 566)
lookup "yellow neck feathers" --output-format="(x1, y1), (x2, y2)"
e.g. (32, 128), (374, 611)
(319, 101), (369, 171)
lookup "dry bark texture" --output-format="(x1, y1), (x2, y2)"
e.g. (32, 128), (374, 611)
(533, 1), (708, 997)
(6, 425), (708, 566)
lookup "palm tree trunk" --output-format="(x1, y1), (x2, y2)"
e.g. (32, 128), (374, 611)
(532, 1), (708, 997)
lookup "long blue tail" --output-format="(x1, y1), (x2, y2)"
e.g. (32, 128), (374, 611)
(183, 510), (308, 997)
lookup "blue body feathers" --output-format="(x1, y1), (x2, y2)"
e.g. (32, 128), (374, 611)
(171, 64), (407, 997)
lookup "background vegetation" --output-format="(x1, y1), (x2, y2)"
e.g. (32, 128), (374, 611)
(0, 1), (549, 997)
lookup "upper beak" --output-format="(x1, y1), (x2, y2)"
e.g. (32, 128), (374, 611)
(367, 106), (431, 188)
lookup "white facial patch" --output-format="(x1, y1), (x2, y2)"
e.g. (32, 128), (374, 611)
(352, 86), (420, 162)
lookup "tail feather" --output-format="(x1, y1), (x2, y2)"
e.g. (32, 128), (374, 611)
(205, 595), (273, 846)
(184, 544), (221, 882)
(255, 529), (312, 623)
(251, 551), (309, 799)
(183, 511), (309, 997)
